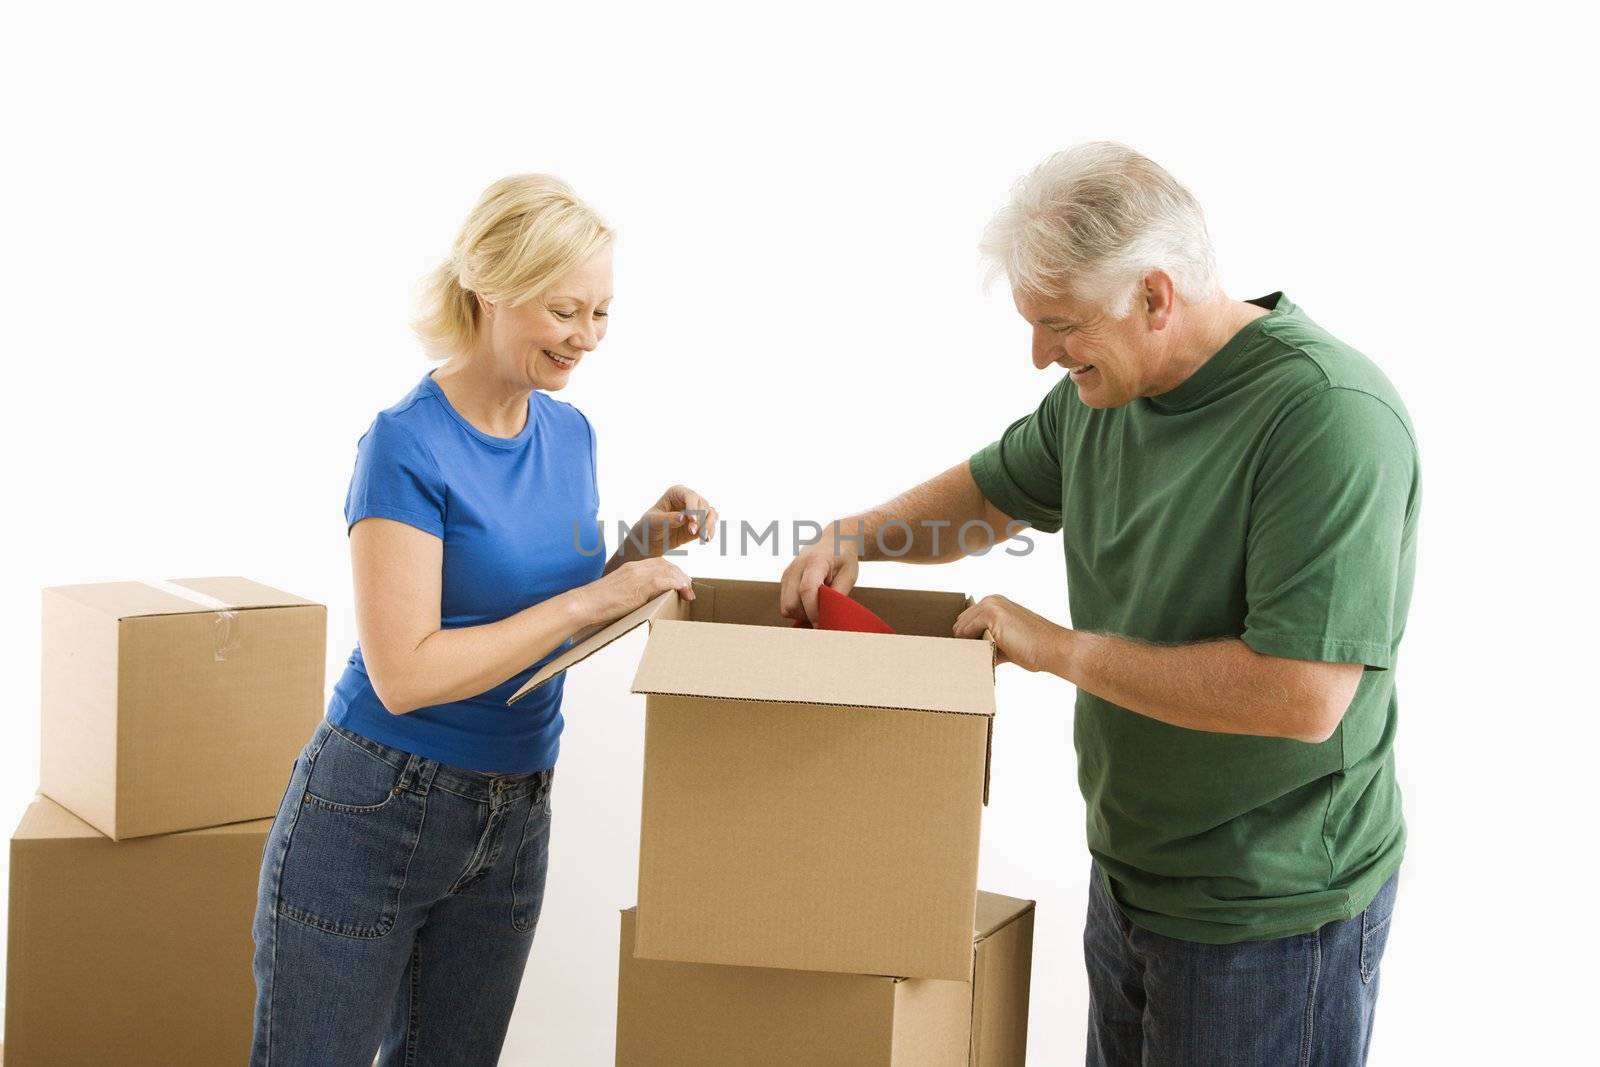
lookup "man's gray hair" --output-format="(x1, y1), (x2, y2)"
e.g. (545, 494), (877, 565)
(980, 142), (1220, 318)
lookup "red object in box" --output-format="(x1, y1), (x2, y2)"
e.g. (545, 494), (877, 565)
(793, 585), (897, 635)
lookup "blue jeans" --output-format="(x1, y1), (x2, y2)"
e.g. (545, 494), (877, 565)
(1085, 864), (1398, 1067)
(251, 719), (554, 1066)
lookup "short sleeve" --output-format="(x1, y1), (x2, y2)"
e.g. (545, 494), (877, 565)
(344, 414), (447, 538)
(968, 377), (1070, 534)
(1243, 388), (1419, 669)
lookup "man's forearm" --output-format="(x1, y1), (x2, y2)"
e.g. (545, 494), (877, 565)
(830, 462), (1010, 563)
(1048, 630), (1360, 743)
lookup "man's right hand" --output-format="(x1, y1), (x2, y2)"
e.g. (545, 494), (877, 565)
(780, 535), (860, 625)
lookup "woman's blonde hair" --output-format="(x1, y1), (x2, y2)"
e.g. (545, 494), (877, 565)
(414, 175), (613, 357)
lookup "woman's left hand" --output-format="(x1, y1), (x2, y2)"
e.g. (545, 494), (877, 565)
(627, 484), (718, 558)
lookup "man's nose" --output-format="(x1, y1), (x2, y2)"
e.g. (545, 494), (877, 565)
(1032, 334), (1062, 370)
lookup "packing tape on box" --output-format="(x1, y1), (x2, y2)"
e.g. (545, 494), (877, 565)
(143, 579), (242, 661)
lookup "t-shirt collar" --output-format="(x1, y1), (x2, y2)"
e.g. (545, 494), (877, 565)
(423, 370), (536, 449)
(1144, 292), (1288, 414)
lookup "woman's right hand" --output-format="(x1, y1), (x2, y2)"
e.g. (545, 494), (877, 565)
(573, 557), (695, 628)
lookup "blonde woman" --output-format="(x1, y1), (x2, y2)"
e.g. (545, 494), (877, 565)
(250, 176), (711, 1065)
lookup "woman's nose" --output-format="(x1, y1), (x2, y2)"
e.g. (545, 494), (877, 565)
(570, 322), (598, 351)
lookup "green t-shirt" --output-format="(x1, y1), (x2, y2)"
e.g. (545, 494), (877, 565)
(970, 293), (1418, 944)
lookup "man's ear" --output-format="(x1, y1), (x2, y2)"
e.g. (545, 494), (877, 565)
(1143, 271), (1175, 331)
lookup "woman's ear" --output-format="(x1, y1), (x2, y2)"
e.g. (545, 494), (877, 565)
(475, 292), (495, 317)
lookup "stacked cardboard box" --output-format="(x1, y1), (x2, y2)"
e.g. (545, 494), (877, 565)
(512, 577), (1035, 1064)
(615, 891), (1034, 1065)
(5, 578), (325, 1065)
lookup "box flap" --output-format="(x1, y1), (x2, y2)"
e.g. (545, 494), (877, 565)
(631, 620), (995, 716)
(974, 890), (1035, 941)
(506, 589), (685, 705)
(688, 576), (973, 638)
(44, 578), (319, 619)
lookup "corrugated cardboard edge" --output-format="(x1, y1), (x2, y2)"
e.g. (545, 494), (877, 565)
(505, 589), (683, 705)
(965, 594), (998, 807)
(982, 715), (993, 807)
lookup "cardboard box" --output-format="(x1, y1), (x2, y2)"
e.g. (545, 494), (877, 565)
(4, 796), (270, 1065)
(513, 577), (995, 980)
(41, 576), (326, 839)
(615, 889), (1034, 1066)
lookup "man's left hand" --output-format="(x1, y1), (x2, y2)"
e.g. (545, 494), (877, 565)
(953, 594), (1069, 673)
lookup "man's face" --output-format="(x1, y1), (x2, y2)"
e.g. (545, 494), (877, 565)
(1014, 286), (1152, 409)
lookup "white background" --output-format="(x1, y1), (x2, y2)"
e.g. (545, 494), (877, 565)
(2, 3), (1595, 1063)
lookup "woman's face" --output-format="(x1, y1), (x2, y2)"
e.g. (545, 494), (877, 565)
(481, 246), (613, 392)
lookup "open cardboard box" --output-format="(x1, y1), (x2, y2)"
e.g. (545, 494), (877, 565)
(615, 890), (1034, 1065)
(511, 577), (996, 980)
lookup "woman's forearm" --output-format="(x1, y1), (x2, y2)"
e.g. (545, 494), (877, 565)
(372, 554), (694, 715)
(376, 589), (595, 715)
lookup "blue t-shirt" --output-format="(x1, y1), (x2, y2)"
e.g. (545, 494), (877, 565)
(327, 372), (605, 773)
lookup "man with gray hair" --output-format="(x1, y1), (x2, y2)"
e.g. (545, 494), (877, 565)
(780, 142), (1417, 1065)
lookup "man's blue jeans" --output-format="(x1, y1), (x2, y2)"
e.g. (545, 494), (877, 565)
(1085, 864), (1399, 1066)
(250, 719), (554, 1066)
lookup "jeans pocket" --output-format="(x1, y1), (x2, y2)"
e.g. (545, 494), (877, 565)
(275, 728), (426, 938)
(1359, 871), (1400, 984)
(510, 783), (553, 934)
(301, 726), (408, 812)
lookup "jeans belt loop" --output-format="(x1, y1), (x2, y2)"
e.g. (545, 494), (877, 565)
(396, 753), (421, 795)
